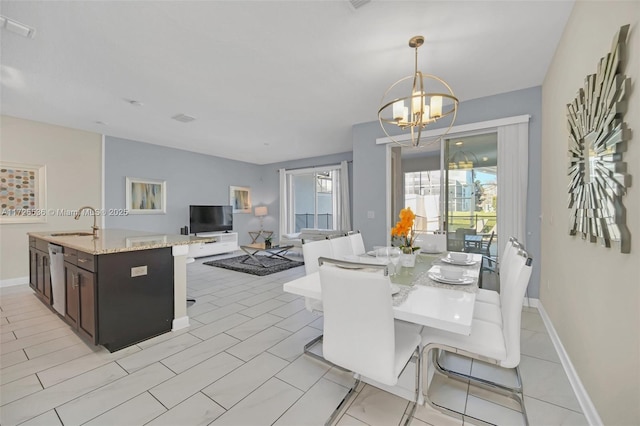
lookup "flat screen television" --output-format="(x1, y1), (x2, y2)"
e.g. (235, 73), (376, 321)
(189, 205), (233, 234)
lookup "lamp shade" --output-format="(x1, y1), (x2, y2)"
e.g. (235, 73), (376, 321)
(254, 206), (268, 217)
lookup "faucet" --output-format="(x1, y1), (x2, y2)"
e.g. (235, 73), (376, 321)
(75, 206), (100, 237)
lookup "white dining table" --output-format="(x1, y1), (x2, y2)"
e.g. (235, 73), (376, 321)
(282, 252), (482, 335)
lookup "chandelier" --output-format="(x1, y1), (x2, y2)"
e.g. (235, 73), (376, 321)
(378, 36), (458, 147)
(448, 150), (478, 170)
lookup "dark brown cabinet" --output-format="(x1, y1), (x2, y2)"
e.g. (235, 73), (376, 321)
(63, 248), (97, 343)
(29, 235), (174, 352)
(64, 262), (79, 328)
(28, 237), (52, 305)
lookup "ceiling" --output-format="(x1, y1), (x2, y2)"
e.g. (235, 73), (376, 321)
(0, 1), (574, 165)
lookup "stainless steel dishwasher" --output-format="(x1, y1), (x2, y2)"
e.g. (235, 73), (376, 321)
(48, 243), (65, 315)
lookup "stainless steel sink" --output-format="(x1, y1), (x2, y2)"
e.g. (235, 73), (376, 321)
(50, 232), (94, 237)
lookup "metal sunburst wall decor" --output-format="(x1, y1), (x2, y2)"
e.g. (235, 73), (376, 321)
(567, 24), (631, 253)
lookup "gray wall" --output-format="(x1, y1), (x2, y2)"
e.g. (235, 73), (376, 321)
(104, 136), (352, 246)
(104, 136), (262, 245)
(403, 154), (440, 173)
(352, 86), (543, 297)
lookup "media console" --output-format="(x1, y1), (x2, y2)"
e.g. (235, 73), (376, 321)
(187, 231), (238, 258)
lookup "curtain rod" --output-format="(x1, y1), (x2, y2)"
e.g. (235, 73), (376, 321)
(276, 160), (352, 172)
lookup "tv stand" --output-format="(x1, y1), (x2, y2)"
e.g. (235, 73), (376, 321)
(189, 232), (238, 258)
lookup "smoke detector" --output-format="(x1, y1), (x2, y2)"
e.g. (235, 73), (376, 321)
(172, 114), (196, 123)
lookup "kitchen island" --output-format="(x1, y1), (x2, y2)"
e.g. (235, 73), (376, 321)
(28, 229), (212, 352)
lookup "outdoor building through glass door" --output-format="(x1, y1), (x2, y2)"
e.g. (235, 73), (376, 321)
(444, 133), (498, 255)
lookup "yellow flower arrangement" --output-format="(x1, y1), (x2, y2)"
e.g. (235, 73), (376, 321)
(391, 207), (418, 253)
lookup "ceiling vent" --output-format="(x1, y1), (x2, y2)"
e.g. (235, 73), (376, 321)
(172, 114), (196, 123)
(0, 15), (36, 39)
(348, 0), (371, 11)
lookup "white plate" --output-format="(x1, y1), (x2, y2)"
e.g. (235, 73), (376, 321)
(390, 284), (400, 295)
(421, 249), (443, 254)
(441, 257), (478, 266)
(428, 272), (474, 285)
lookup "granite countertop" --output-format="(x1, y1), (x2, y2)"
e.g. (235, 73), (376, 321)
(28, 229), (214, 255)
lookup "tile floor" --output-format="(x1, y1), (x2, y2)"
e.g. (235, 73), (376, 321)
(0, 254), (588, 425)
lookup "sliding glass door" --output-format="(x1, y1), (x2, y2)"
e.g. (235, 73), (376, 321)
(444, 133), (498, 253)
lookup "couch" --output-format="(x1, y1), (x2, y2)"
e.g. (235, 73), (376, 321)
(280, 228), (350, 252)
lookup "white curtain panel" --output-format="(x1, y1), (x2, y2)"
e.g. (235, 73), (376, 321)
(339, 160), (352, 231)
(497, 122), (529, 260)
(279, 168), (288, 237)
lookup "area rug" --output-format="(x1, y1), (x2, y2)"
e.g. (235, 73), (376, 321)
(204, 255), (304, 276)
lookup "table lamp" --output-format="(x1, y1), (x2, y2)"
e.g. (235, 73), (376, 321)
(254, 206), (268, 230)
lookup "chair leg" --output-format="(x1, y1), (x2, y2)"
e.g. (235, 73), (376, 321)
(422, 348), (464, 422)
(303, 334), (352, 373)
(433, 349), (525, 400)
(324, 376), (361, 426)
(325, 347), (422, 426)
(423, 345), (529, 426)
(303, 334), (325, 362)
(399, 346), (421, 426)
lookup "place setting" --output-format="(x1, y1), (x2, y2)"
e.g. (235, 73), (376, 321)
(440, 251), (479, 266)
(419, 242), (444, 255)
(427, 264), (475, 285)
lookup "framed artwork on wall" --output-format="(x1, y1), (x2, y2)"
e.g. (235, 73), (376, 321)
(126, 177), (166, 214)
(566, 24), (631, 253)
(230, 186), (251, 213)
(0, 162), (47, 224)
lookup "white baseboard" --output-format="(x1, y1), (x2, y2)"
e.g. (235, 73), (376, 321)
(537, 302), (603, 426)
(523, 296), (539, 308)
(0, 276), (29, 288)
(172, 316), (190, 331)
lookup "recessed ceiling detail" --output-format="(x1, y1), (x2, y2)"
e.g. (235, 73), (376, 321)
(0, 15), (36, 39)
(567, 24), (631, 253)
(171, 114), (196, 123)
(124, 99), (144, 107)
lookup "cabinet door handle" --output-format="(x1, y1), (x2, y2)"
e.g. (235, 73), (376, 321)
(78, 258), (88, 263)
(71, 273), (79, 289)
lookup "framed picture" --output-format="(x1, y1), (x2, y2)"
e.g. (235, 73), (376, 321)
(126, 177), (166, 214)
(0, 162), (47, 224)
(230, 185), (251, 213)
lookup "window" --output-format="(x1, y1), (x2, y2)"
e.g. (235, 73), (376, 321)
(280, 164), (348, 234)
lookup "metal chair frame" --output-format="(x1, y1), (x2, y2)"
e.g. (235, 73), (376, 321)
(422, 250), (532, 426)
(318, 257), (420, 426)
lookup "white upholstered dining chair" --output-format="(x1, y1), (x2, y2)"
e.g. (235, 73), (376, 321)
(300, 238), (332, 359)
(475, 237), (522, 306)
(327, 234), (354, 259)
(473, 237), (523, 324)
(302, 238), (333, 276)
(414, 231), (447, 253)
(318, 257), (422, 426)
(347, 231), (366, 255)
(421, 248), (533, 425)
